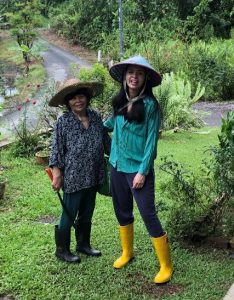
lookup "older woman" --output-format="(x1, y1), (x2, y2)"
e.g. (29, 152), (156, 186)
(49, 78), (110, 263)
(104, 55), (173, 283)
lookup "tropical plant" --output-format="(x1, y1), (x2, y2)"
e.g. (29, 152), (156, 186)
(160, 155), (216, 240)
(155, 72), (205, 129)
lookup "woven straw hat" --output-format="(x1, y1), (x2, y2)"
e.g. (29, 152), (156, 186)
(109, 55), (162, 87)
(49, 78), (104, 107)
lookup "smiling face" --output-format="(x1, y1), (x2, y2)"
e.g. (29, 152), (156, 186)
(68, 94), (88, 115)
(125, 65), (146, 98)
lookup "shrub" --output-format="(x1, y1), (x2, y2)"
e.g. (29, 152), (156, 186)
(187, 40), (234, 101)
(160, 156), (215, 240)
(10, 100), (40, 157)
(155, 72), (205, 130)
(160, 111), (234, 241)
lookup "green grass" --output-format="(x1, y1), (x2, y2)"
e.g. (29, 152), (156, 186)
(0, 127), (233, 300)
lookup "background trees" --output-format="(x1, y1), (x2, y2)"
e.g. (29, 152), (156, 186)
(4, 0), (44, 63)
(1, 0), (234, 102)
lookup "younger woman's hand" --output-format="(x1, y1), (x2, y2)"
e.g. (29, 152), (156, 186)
(132, 173), (146, 189)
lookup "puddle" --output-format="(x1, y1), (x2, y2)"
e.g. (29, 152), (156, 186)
(5, 87), (19, 97)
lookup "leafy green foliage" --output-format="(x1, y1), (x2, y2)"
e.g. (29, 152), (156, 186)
(187, 40), (234, 100)
(5, 0), (44, 62)
(155, 72), (205, 129)
(185, 0), (234, 40)
(209, 110), (234, 197)
(160, 156), (215, 240)
(45, 0), (234, 104)
(159, 112), (234, 240)
(10, 104), (40, 157)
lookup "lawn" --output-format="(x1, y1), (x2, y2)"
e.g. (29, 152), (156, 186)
(0, 127), (233, 300)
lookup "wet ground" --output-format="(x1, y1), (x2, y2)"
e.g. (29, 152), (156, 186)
(194, 101), (234, 127)
(41, 41), (91, 83)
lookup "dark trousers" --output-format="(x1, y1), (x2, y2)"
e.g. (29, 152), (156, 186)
(59, 186), (97, 230)
(111, 167), (164, 238)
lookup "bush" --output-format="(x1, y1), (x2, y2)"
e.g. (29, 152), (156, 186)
(187, 40), (234, 101)
(160, 156), (215, 240)
(159, 111), (234, 241)
(155, 72), (205, 130)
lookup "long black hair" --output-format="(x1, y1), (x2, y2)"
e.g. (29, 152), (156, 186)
(112, 79), (158, 123)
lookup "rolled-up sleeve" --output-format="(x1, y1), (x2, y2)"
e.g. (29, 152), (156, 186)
(138, 106), (161, 175)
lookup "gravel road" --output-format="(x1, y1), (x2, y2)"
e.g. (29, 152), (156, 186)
(41, 41), (91, 82)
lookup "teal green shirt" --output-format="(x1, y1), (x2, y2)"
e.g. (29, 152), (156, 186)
(104, 97), (161, 175)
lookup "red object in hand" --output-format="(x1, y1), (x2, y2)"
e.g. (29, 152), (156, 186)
(45, 168), (53, 181)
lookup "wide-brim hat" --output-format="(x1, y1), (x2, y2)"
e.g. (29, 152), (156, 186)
(49, 78), (104, 107)
(109, 55), (162, 87)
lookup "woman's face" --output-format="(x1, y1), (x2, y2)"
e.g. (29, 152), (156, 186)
(68, 94), (88, 115)
(125, 65), (146, 95)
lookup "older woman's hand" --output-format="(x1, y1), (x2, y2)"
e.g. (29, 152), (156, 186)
(132, 173), (145, 189)
(52, 167), (62, 192)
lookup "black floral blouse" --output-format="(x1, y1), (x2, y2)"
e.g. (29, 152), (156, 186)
(49, 109), (111, 193)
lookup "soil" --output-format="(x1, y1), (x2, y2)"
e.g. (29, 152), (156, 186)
(126, 272), (184, 297)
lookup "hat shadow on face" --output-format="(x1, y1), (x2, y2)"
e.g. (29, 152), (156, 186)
(49, 78), (104, 107)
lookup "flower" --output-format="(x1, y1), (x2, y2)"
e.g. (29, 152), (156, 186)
(32, 100), (37, 105)
(17, 106), (22, 111)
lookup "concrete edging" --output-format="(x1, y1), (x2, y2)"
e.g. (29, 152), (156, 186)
(223, 283), (234, 300)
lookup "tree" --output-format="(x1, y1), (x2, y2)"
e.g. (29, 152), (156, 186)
(6, 0), (44, 63)
(185, 0), (234, 40)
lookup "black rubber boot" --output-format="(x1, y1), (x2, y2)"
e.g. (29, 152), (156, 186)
(55, 225), (81, 263)
(75, 222), (101, 257)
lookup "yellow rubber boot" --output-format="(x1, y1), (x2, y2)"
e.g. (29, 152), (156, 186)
(151, 233), (173, 284)
(113, 223), (134, 269)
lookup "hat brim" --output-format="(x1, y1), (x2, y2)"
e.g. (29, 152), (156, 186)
(49, 82), (104, 107)
(109, 63), (162, 87)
